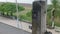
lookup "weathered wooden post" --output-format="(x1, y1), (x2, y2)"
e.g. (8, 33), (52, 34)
(32, 0), (47, 34)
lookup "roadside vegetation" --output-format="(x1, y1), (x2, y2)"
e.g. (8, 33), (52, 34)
(20, 10), (32, 22)
(0, 2), (25, 19)
(0, 0), (60, 27)
(47, 0), (60, 27)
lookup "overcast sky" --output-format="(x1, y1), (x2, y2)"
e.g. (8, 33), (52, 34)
(0, 0), (51, 4)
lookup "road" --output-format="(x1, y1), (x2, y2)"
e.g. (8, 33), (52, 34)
(0, 16), (32, 32)
(0, 22), (31, 34)
(0, 16), (60, 34)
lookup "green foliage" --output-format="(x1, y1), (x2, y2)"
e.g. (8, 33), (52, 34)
(20, 11), (32, 22)
(0, 2), (25, 16)
(0, 3), (25, 12)
(55, 22), (60, 27)
(48, 0), (60, 15)
(18, 6), (25, 11)
(26, 11), (32, 17)
(47, 20), (52, 26)
(51, 0), (58, 8)
(47, 0), (60, 27)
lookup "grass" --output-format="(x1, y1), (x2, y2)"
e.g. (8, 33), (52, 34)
(19, 11), (32, 22)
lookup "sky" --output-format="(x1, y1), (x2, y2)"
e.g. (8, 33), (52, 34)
(0, 0), (51, 4)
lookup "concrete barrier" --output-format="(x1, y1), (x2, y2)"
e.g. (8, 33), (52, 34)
(55, 26), (60, 32)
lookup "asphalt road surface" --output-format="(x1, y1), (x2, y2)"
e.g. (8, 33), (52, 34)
(0, 22), (31, 34)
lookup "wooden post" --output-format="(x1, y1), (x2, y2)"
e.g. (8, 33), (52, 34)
(32, 0), (47, 34)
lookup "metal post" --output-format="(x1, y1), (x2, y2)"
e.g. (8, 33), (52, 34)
(51, 8), (55, 28)
(15, 0), (19, 28)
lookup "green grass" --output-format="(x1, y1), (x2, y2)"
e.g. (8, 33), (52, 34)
(55, 22), (60, 27)
(19, 11), (32, 22)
